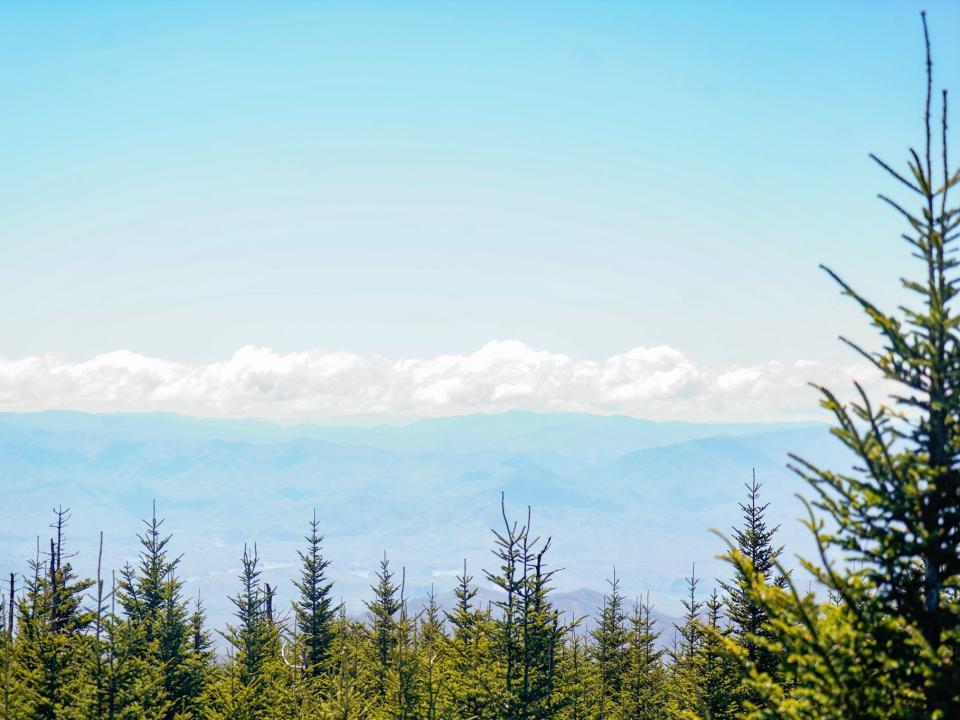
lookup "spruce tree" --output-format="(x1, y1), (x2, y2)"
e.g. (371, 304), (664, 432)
(718, 472), (785, 689)
(588, 571), (628, 719)
(364, 553), (402, 704)
(619, 595), (666, 720)
(487, 498), (567, 719)
(667, 565), (703, 719)
(417, 588), (446, 720)
(116, 505), (209, 718)
(697, 590), (737, 720)
(15, 509), (95, 720)
(209, 543), (280, 720)
(558, 632), (592, 720)
(727, 14), (960, 718)
(445, 561), (496, 720)
(292, 510), (337, 679)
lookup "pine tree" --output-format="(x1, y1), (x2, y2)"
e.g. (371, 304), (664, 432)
(293, 510), (338, 680)
(486, 495), (526, 717)
(588, 571), (627, 719)
(667, 565), (703, 719)
(445, 561), (496, 720)
(727, 13), (960, 718)
(487, 498), (567, 719)
(718, 471), (784, 685)
(208, 543), (281, 720)
(15, 508), (95, 720)
(618, 595), (666, 720)
(390, 571), (421, 720)
(115, 504), (209, 718)
(698, 590), (737, 720)
(416, 588), (446, 720)
(364, 553), (402, 706)
(557, 632), (592, 720)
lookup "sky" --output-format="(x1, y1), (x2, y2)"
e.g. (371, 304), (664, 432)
(1, 1), (957, 420)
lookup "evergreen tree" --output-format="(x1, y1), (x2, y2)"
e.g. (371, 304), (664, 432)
(557, 632), (592, 720)
(445, 561), (496, 720)
(364, 553), (401, 704)
(618, 595), (666, 720)
(416, 589), (446, 720)
(486, 495), (526, 717)
(697, 590), (737, 720)
(588, 572), (627, 719)
(208, 544), (280, 720)
(15, 509), (95, 720)
(667, 565), (703, 719)
(115, 505), (210, 719)
(727, 14), (960, 718)
(488, 498), (567, 719)
(389, 570), (421, 720)
(293, 510), (338, 679)
(718, 471), (784, 685)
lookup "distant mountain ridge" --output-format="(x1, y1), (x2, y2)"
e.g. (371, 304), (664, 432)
(0, 409), (822, 457)
(1, 410), (845, 640)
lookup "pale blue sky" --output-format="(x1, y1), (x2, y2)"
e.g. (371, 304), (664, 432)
(2, 1), (958, 369)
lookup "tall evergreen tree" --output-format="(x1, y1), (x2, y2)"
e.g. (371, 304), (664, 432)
(718, 471), (784, 684)
(667, 565), (703, 719)
(292, 510), (337, 679)
(619, 595), (666, 720)
(588, 572), (628, 719)
(208, 543), (280, 720)
(697, 590), (737, 720)
(14, 508), (95, 720)
(416, 588), (446, 720)
(445, 561), (496, 720)
(364, 553), (402, 704)
(488, 498), (567, 719)
(728, 14), (960, 718)
(115, 505), (210, 719)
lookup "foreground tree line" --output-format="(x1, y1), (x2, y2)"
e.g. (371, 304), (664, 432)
(2, 13), (959, 720)
(0, 480), (781, 720)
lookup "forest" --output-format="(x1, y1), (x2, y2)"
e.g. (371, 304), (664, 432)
(2, 15), (959, 720)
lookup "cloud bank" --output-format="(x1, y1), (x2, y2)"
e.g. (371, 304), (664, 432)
(0, 341), (884, 422)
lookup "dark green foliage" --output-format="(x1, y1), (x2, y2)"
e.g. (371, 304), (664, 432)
(619, 596), (666, 720)
(486, 496), (568, 719)
(364, 552), (403, 703)
(15, 508), (95, 720)
(114, 505), (211, 718)
(719, 471), (784, 684)
(588, 573), (627, 718)
(444, 562), (497, 719)
(725, 14), (960, 719)
(210, 543), (282, 719)
(292, 510), (338, 679)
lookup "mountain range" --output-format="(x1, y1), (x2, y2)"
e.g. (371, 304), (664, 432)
(0, 410), (852, 642)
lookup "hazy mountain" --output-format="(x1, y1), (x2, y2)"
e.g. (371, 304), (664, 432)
(0, 410), (850, 640)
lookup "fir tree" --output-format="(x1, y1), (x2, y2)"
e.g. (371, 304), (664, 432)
(15, 509), (95, 720)
(209, 543), (280, 720)
(115, 504), (209, 719)
(292, 510), (338, 679)
(619, 595), (666, 720)
(588, 571), (627, 719)
(718, 471), (784, 684)
(727, 14), (960, 718)
(698, 590), (737, 720)
(667, 565), (703, 719)
(488, 498), (567, 719)
(445, 561), (496, 720)
(416, 588), (446, 720)
(364, 553), (402, 704)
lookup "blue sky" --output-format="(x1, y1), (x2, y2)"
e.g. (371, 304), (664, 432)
(0, 1), (958, 419)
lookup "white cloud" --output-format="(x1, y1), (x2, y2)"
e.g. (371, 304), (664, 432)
(0, 341), (887, 422)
